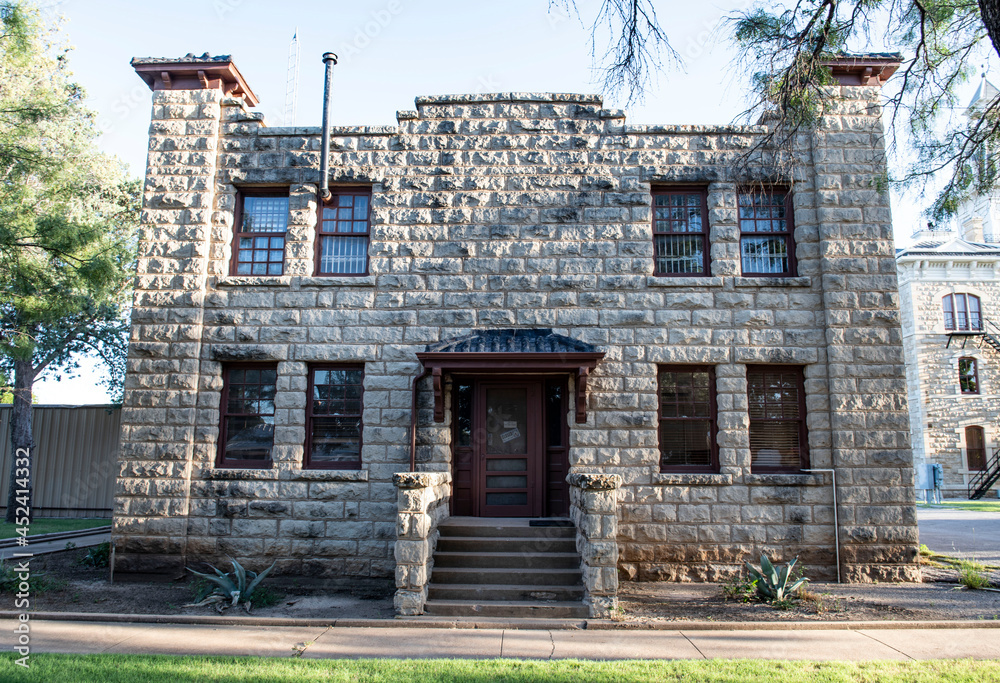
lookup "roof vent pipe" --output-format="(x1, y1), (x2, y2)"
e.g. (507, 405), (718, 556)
(319, 52), (338, 201)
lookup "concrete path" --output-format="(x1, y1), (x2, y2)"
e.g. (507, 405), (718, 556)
(917, 506), (1000, 565)
(0, 530), (110, 560)
(5, 619), (999, 660)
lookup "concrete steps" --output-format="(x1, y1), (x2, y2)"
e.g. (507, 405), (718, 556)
(424, 517), (588, 619)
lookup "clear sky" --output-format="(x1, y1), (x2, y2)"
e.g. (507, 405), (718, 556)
(29, 0), (996, 403)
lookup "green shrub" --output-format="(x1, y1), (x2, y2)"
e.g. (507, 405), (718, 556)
(958, 561), (992, 590)
(0, 560), (60, 594)
(721, 572), (758, 603)
(185, 557), (276, 613)
(745, 554), (808, 603)
(76, 542), (110, 568)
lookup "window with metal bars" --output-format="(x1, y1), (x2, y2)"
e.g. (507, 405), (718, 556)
(652, 189), (709, 276)
(739, 189), (795, 276)
(959, 357), (980, 394)
(658, 366), (718, 472)
(306, 365), (364, 469)
(231, 191), (289, 276)
(316, 189), (371, 275)
(943, 293), (983, 332)
(747, 366), (808, 472)
(218, 365), (277, 468)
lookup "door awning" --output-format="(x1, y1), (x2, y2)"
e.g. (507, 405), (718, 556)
(415, 329), (605, 424)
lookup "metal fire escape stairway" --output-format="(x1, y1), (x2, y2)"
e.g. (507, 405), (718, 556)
(947, 318), (1000, 499)
(969, 447), (1000, 499)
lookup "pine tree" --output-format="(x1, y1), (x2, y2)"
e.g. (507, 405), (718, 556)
(0, 1), (139, 522)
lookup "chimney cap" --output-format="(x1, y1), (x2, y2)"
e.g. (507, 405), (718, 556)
(131, 54), (259, 107)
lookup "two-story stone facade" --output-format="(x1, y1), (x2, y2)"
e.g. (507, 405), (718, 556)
(114, 53), (919, 617)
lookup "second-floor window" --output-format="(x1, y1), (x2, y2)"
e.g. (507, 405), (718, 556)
(959, 357), (980, 394)
(317, 189), (371, 275)
(231, 191), (289, 276)
(943, 293), (982, 332)
(739, 189), (795, 276)
(652, 189), (709, 276)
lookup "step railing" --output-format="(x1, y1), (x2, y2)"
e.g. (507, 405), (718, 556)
(968, 446), (1000, 500)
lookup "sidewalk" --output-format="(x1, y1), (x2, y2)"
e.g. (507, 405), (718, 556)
(5, 618), (999, 660)
(0, 529), (110, 561)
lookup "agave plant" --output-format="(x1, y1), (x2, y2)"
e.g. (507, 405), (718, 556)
(745, 554), (808, 603)
(185, 557), (276, 613)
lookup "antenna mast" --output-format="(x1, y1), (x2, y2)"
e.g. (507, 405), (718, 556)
(284, 29), (300, 126)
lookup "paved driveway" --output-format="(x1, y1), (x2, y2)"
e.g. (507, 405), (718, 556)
(917, 506), (1000, 564)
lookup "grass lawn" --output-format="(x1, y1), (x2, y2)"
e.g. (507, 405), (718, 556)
(0, 518), (110, 540)
(918, 500), (1000, 513)
(2, 655), (998, 683)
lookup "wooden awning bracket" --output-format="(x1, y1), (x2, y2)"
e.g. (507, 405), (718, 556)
(415, 351), (605, 425)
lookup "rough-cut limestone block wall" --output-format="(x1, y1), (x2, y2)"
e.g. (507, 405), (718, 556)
(113, 89), (221, 574)
(393, 472), (451, 615)
(115, 87), (917, 582)
(897, 262), (1000, 495)
(569, 473), (620, 617)
(807, 86), (918, 580)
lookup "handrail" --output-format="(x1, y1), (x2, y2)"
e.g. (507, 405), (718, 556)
(968, 446), (1000, 499)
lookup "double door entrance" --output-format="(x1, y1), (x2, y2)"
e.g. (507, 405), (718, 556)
(451, 377), (569, 517)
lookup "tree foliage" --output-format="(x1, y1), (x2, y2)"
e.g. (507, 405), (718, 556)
(563, 0), (1000, 220)
(0, 0), (138, 398)
(0, 0), (139, 520)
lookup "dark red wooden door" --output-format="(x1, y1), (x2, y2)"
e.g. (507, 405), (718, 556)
(477, 381), (543, 517)
(967, 426), (987, 471)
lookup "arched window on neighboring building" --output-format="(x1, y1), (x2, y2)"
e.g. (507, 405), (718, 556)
(959, 357), (980, 394)
(966, 425), (987, 471)
(943, 293), (983, 331)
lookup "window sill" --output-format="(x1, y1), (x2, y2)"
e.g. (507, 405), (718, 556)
(746, 473), (825, 485)
(206, 468), (278, 480)
(216, 276), (291, 288)
(647, 276), (724, 288)
(290, 469), (368, 481)
(654, 473), (733, 486)
(734, 276), (811, 287)
(298, 275), (376, 287)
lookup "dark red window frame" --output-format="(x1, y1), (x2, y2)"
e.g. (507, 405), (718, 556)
(217, 363), (278, 469)
(738, 188), (796, 277)
(747, 365), (809, 473)
(966, 425), (987, 471)
(651, 188), (710, 277)
(315, 187), (372, 276)
(657, 365), (718, 473)
(230, 189), (290, 276)
(943, 293), (983, 332)
(305, 364), (365, 470)
(959, 357), (980, 394)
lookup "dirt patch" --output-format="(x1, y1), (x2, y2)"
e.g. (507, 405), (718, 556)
(620, 567), (1000, 624)
(11, 548), (394, 620)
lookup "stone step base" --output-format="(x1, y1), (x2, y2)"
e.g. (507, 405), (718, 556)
(427, 582), (585, 602)
(432, 551), (581, 569)
(422, 599), (589, 618)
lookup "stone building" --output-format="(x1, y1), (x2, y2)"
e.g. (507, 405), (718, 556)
(114, 52), (919, 617)
(896, 75), (1000, 500)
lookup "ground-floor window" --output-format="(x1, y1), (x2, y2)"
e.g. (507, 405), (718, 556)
(306, 365), (365, 469)
(218, 364), (278, 468)
(747, 365), (809, 472)
(657, 365), (718, 472)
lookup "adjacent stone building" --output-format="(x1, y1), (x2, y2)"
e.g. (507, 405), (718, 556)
(896, 75), (1000, 500)
(114, 52), (919, 616)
